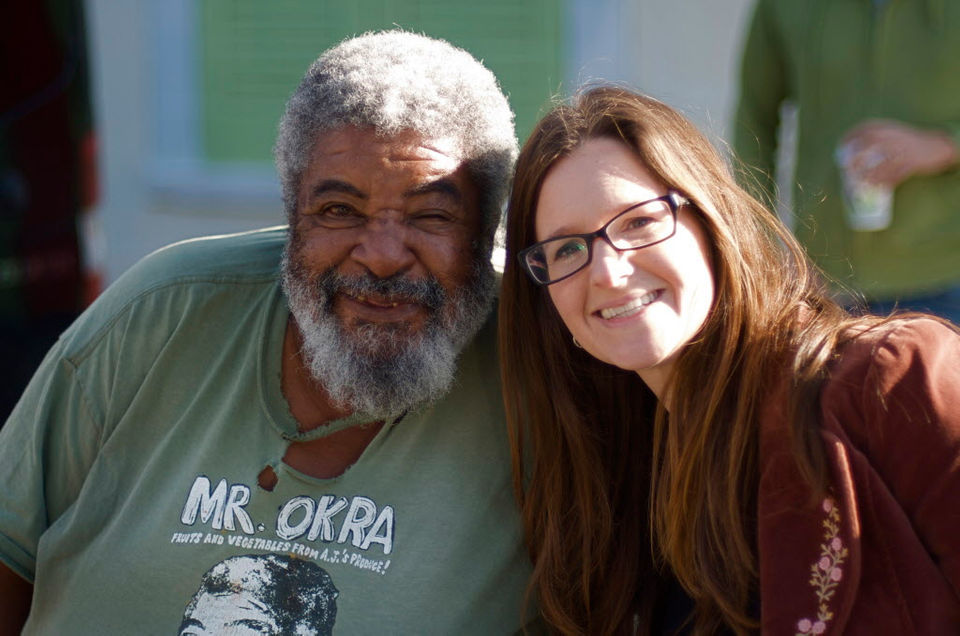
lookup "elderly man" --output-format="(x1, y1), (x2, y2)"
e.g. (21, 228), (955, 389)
(0, 31), (531, 633)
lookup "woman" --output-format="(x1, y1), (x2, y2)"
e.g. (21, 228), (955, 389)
(499, 86), (960, 634)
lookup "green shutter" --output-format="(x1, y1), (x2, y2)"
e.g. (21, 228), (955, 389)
(199, 0), (564, 164)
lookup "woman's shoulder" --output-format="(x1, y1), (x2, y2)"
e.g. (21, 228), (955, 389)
(822, 315), (960, 442)
(834, 315), (959, 381)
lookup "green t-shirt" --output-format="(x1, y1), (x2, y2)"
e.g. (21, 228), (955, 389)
(0, 227), (533, 634)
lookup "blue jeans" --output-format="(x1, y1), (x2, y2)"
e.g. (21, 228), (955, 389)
(866, 285), (960, 325)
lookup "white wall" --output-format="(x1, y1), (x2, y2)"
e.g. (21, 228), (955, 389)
(85, 0), (283, 283)
(567, 0), (755, 145)
(85, 0), (757, 283)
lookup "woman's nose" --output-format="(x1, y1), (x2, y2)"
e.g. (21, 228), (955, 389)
(589, 238), (634, 287)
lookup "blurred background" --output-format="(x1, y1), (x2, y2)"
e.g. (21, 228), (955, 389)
(85, 0), (756, 282)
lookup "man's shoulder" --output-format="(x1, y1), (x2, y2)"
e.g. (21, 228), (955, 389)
(130, 226), (288, 286)
(60, 227), (288, 356)
(106, 225), (285, 299)
(448, 304), (501, 397)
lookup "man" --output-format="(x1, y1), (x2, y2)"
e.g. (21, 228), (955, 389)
(0, 31), (532, 633)
(733, 0), (960, 321)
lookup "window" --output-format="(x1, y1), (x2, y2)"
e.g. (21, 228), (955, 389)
(148, 0), (564, 213)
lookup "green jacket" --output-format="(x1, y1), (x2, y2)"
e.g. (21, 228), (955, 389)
(734, 0), (960, 300)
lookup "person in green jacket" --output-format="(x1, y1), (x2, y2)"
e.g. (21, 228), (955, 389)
(734, 0), (960, 322)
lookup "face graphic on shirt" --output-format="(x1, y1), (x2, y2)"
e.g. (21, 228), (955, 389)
(178, 554), (338, 636)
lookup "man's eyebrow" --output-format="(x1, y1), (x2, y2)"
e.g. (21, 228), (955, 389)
(309, 179), (367, 201)
(405, 178), (462, 203)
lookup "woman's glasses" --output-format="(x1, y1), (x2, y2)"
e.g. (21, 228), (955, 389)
(518, 191), (687, 286)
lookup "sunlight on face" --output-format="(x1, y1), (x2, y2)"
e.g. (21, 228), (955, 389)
(535, 137), (715, 397)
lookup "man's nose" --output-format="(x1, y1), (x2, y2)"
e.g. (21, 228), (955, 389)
(351, 218), (416, 278)
(589, 238), (634, 287)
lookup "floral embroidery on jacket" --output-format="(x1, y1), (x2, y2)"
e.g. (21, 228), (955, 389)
(795, 497), (848, 635)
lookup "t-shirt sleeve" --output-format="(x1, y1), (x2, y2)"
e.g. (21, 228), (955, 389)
(840, 319), (960, 597)
(0, 337), (103, 582)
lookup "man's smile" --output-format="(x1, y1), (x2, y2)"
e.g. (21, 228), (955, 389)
(337, 291), (426, 323)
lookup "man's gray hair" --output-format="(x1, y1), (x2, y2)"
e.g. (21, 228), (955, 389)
(274, 30), (518, 251)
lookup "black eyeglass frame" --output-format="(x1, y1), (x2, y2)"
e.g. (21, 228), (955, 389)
(517, 191), (688, 286)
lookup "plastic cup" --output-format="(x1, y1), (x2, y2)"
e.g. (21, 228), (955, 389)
(835, 143), (893, 232)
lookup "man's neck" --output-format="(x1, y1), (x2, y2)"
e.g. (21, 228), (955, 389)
(282, 316), (354, 431)
(280, 317), (383, 478)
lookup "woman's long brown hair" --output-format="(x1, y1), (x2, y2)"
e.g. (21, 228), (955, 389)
(499, 87), (873, 634)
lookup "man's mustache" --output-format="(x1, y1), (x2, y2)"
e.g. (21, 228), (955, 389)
(314, 270), (446, 312)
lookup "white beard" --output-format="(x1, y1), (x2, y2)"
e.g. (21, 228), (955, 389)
(280, 239), (494, 419)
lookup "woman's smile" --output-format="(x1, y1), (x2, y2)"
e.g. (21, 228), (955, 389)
(596, 290), (662, 320)
(534, 137), (715, 398)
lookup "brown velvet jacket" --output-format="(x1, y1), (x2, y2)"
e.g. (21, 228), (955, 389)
(758, 318), (960, 634)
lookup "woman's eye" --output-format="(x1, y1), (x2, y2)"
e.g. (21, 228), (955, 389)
(551, 240), (587, 262)
(623, 216), (653, 231)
